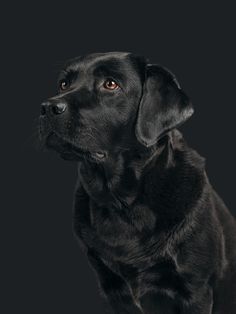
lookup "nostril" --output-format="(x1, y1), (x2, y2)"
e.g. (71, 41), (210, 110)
(40, 102), (49, 116)
(52, 102), (67, 115)
(40, 101), (67, 116)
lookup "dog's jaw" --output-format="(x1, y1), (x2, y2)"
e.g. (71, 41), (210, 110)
(43, 131), (107, 162)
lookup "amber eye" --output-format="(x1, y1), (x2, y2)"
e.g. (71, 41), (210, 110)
(60, 79), (69, 91)
(103, 79), (119, 90)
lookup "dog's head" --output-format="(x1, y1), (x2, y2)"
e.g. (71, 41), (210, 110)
(39, 52), (193, 162)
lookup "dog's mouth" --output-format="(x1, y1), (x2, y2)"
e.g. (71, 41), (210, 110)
(43, 132), (107, 162)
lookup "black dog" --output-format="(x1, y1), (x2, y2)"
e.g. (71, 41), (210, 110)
(39, 52), (236, 313)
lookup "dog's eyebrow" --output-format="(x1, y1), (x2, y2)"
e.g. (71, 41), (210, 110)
(58, 69), (78, 81)
(93, 60), (126, 81)
(61, 69), (76, 76)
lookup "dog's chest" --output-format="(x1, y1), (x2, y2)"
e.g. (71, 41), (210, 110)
(89, 201), (139, 247)
(111, 254), (191, 304)
(85, 201), (192, 301)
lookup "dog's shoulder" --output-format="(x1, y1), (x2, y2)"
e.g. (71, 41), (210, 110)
(169, 129), (206, 170)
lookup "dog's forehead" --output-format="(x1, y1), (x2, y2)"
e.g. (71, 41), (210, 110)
(63, 52), (135, 74)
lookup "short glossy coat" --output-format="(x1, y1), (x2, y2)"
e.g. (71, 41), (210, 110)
(39, 52), (236, 314)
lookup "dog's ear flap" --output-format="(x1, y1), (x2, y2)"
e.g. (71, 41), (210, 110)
(135, 64), (194, 147)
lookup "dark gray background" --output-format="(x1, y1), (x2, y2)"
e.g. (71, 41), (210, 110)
(2, 1), (236, 313)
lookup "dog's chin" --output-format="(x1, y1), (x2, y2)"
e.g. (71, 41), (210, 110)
(44, 132), (107, 162)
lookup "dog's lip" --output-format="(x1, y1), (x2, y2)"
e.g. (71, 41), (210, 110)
(94, 151), (106, 159)
(45, 131), (107, 160)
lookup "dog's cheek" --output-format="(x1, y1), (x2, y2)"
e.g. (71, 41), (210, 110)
(104, 94), (136, 128)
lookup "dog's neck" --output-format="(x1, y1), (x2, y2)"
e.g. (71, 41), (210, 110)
(78, 131), (178, 209)
(78, 128), (206, 234)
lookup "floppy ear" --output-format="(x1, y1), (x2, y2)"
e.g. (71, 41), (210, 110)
(135, 64), (194, 147)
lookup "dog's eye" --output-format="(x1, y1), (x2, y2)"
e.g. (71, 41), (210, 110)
(103, 79), (119, 90)
(60, 79), (69, 91)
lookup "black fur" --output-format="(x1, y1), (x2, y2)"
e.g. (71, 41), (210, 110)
(39, 52), (236, 313)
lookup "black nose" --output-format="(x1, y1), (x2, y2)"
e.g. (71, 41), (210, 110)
(41, 101), (67, 116)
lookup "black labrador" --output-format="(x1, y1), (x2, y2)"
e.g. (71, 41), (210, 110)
(39, 52), (236, 313)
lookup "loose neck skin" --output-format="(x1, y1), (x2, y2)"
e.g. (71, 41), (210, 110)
(78, 132), (178, 210)
(77, 129), (207, 246)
